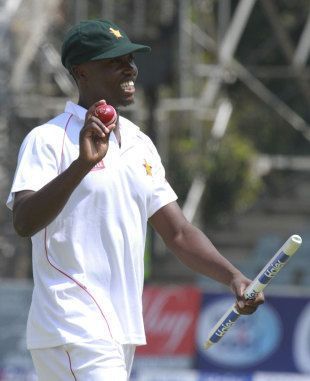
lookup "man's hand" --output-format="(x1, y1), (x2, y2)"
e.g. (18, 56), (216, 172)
(78, 100), (116, 167)
(230, 272), (265, 315)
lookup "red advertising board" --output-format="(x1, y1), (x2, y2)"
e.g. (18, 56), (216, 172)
(136, 285), (202, 356)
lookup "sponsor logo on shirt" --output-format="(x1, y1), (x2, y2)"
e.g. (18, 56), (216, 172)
(91, 160), (105, 171)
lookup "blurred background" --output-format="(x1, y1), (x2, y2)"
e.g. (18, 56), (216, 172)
(1, 0), (310, 380)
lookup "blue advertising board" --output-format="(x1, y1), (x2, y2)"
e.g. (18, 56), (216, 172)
(1, 283), (310, 379)
(195, 292), (310, 374)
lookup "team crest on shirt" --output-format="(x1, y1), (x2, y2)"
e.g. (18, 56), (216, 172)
(143, 159), (152, 176)
(91, 160), (105, 171)
(109, 27), (123, 39)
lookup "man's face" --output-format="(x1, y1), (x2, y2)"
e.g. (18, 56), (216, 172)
(75, 53), (138, 108)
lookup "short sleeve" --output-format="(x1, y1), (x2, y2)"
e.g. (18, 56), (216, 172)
(6, 128), (59, 210)
(145, 138), (178, 218)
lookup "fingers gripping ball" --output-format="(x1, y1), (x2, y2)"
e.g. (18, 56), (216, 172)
(95, 104), (117, 127)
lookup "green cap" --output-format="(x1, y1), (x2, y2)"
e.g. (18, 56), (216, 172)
(61, 19), (151, 69)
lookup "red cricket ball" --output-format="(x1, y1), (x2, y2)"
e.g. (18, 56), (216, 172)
(95, 104), (117, 126)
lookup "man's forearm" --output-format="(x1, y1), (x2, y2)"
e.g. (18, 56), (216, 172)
(169, 224), (241, 286)
(13, 159), (93, 237)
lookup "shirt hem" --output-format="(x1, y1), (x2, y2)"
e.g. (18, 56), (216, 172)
(148, 195), (178, 218)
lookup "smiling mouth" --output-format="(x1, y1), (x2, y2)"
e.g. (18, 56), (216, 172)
(120, 80), (135, 95)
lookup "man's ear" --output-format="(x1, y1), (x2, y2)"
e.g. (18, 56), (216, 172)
(71, 64), (88, 82)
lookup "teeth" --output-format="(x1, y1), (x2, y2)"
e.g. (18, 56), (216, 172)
(120, 80), (134, 89)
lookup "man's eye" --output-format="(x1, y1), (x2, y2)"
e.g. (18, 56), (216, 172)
(109, 55), (135, 65)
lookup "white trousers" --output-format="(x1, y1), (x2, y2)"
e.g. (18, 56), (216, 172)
(30, 339), (136, 381)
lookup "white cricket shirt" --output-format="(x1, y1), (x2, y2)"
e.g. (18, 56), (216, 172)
(7, 101), (177, 349)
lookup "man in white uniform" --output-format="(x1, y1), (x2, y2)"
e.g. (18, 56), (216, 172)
(7, 20), (264, 380)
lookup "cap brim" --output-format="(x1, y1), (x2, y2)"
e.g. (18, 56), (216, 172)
(89, 42), (151, 61)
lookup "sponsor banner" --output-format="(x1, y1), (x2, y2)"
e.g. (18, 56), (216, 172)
(1, 367), (309, 381)
(253, 372), (310, 381)
(195, 292), (310, 374)
(136, 285), (202, 356)
(131, 368), (199, 381)
(134, 355), (192, 370)
(131, 369), (252, 381)
(292, 302), (310, 374)
(1, 283), (310, 378)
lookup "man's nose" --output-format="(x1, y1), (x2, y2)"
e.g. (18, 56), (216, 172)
(123, 61), (137, 75)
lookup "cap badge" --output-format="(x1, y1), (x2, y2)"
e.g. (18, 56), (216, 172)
(109, 27), (123, 39)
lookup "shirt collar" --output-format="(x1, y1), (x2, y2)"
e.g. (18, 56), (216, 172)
(65, 101), (87, 121)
